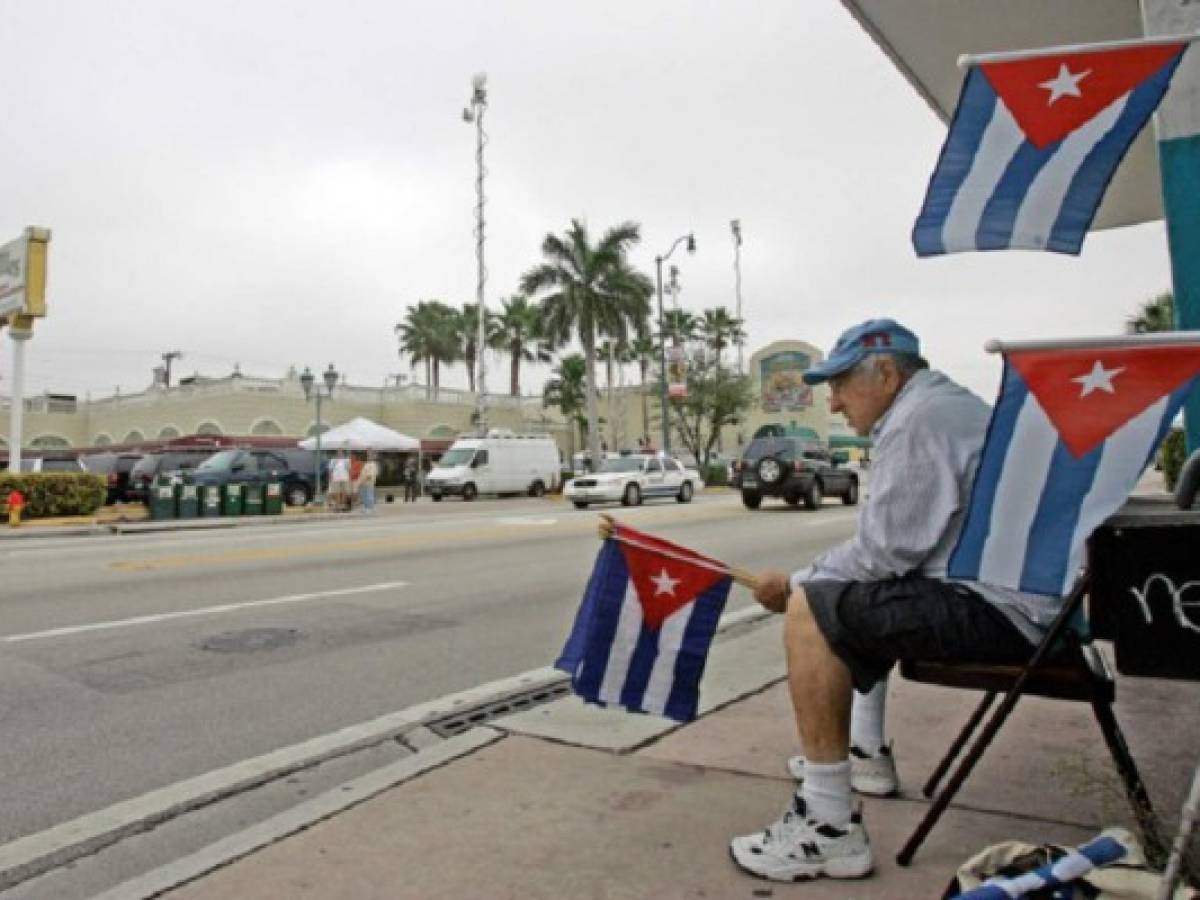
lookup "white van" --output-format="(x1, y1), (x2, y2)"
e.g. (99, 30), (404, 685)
(426, 430), (561, 501)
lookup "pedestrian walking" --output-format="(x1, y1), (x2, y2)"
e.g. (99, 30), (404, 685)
(403, 457), (420, 502)
(356, 451), (379, 513)
(328, 450), (352, 512)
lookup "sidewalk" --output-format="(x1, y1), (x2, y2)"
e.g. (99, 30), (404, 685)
(102, 616), (1197, 899)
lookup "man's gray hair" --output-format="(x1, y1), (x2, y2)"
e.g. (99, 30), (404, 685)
(852, 351), (929, 380)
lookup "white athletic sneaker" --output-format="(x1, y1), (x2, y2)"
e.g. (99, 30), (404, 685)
(787, 744), (899, 797)
(730, 795), (873, 882)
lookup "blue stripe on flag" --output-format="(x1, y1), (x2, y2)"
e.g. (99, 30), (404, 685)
(1145, 379), (1197, 469)
(1019, 438), (1102, 595)
(571, 542), (630, 699)
(664, 577), (730, 721)
(555, 539), (618, 675)
(974, 137), (1058, 250)
(1048, 53), (1185, 253)
(619, 617), (663, 711)
(912, 68), (997, 257)
(949, 362), (1027, 581)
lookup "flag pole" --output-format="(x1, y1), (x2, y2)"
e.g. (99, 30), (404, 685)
(957, 31), (1200, 69)
(984, 331), (1200, 353)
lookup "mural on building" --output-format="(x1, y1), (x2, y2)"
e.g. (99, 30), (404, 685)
(759, 350), (812, 412)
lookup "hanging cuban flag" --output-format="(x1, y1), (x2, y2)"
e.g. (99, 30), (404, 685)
(555, 521), (731, 722)
(949, 333), (1200, 597)
(913, 36), (1191, 256)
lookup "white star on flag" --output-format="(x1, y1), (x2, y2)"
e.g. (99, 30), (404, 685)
(1039, 63), (1091, 105)
(1072, 360), (1125, 398)
(650, 568), (680, 596)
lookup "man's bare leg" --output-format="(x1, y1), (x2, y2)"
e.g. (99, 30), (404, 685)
(784, 587), (852, 762)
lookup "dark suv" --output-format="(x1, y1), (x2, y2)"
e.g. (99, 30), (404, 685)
(734, 436), (859, 510)
(127, 448), (217, 502)
(81, 452), (145, 504)
(191, 448), (317, 506)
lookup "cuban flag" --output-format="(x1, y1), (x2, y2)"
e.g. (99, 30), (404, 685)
(914, 39), (1189, 256)
(950, 335), (1200, 597)
(952, 832), (1128, 899)
(555, 522), (731, 722)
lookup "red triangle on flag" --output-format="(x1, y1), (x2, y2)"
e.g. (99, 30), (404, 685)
(1009, 345), (1200, 458)
(980, 43), (1185, 149)
(619, 541), (725, 630)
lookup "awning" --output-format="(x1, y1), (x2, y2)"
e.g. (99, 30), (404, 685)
(830, 434), (873, 450)
(839, 1), (1162, 229)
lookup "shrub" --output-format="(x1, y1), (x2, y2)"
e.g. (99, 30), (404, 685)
(1160, 428), (1187, 492)
(0, 472), (106, 518)
(703, 463), (729, 487)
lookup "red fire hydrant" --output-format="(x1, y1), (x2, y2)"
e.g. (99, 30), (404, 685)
(7, 489), (24, 527)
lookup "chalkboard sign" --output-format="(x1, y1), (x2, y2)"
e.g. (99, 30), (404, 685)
(1088, 498), (1200, 681)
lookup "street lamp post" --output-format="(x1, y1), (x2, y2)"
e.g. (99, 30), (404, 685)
(463, 72), (489, 432)
(300, 363), (338, 503)
(654, 232), (695, 455)
(731, 219), (744, 374)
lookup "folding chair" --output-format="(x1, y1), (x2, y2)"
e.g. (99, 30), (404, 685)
(895, 571), (1165, 866)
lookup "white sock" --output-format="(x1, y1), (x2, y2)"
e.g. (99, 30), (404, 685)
(800, 760), (851, 827)
(849, 676), (888, 755)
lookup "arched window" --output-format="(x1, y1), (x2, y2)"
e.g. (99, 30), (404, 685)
(429, 424), (456, 438)
(157, 425), (181, 439)
(196, 421), (223, 436)
(31, 435), (71, 449)
(93, 434), (114, 447)
(123, 430), (145, 443)
(305, 422), (331, 438)
(250, 418), (284, 436)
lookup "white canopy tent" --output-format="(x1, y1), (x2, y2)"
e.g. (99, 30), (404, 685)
(297, 417), (420, 452)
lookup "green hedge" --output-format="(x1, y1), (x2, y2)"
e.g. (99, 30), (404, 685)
(1161, 429), (1187, 492)
(0, 472), (106, 518)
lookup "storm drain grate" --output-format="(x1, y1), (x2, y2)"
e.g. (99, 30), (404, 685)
(425, 681), (572, 738)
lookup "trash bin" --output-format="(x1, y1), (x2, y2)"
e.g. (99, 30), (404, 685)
(177, 482), (200, 519)
(242, 482), (264, 516)
(200, 484), (222, 517)
(149, 479), (178, 520)
(264, 482), (284, 515)
(221, 483), (244, 516)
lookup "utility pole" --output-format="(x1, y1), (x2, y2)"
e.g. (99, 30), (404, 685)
(161, 350), (182, 388)
(731, 219), (744, 374)
(463, 73), (488, 433)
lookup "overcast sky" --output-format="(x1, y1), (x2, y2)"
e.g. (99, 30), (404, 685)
(0, 1), (1172, 404)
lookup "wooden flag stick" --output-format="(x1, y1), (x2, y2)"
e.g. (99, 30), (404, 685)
(596, 513), (760, 591)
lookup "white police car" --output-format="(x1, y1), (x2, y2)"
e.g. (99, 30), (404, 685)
(564, 453), (701, 509)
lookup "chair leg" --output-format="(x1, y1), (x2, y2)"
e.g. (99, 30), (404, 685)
(923, 691), (997, 798)
(1090, 694), (1167, 866)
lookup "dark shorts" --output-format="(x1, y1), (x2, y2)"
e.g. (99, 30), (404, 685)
(803, 577), (1035, 694)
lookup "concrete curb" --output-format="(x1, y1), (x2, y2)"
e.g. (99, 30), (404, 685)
(91, 728), (505, 900)
(0, 605), (772, 891)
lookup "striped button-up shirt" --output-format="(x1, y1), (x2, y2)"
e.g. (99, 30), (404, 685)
(790, 369), (1059, 642)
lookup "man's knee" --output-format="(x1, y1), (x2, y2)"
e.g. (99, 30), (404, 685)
(784, 587), (827, 650)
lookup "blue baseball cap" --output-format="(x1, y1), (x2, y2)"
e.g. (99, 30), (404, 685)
(803, 318), (921, 385)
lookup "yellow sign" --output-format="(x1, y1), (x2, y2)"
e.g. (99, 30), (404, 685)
(0, 227), (51, 320)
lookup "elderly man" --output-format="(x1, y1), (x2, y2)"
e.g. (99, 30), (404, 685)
(730, 319), (1059, 883)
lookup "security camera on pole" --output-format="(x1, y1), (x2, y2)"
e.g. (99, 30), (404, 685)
(0, 228), (51, 472)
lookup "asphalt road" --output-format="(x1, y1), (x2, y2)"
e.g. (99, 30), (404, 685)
(0, 491), (857, 847)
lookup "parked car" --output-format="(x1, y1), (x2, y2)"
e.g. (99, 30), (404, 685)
(564, 453), (701, 509)
(426, 431), (561, 501)
(81, 452), (145, 503)
(126, 448), (218, 502)
(14, 455), (86, 474)
(190, 448), (317, 506)
(734, 435), (858, 510)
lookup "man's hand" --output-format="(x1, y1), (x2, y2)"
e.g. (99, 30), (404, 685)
(753, 570), (792, 614)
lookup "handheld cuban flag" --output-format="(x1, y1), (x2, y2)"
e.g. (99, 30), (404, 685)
(914, 36), (1192, 256)
(950, 333), (1200, 597)
(555, 521), (732, 722)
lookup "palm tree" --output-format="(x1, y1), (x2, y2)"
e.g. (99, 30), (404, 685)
(700, 306), (747, 371)
(543, 353), (588, 457)
(494, 295), (551, 396)
(661, 309), (699, 346)
(395, 300), (460, 399)
(1126, 291), (1175, 334)
(458, 302), (499, 394)
(521, 219), (648, 466)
